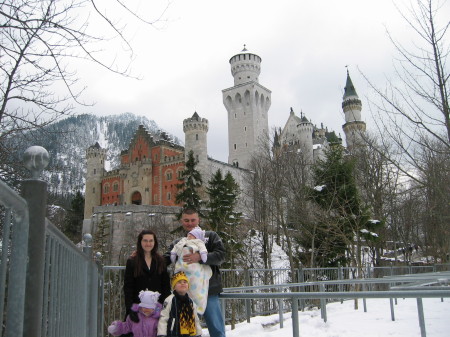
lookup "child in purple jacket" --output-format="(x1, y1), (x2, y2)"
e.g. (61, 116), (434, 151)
(108, 290), (162, 337)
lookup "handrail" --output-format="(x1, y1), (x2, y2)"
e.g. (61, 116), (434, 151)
(220, 289), (450, 337)
(223, 272), (450, 292)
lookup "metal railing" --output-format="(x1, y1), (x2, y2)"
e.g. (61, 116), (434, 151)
(0, 179), (30, 337)
(221, 286), (450, 337)
(0, 146), (103, 337)
(102, 264), (450, 334)
(42, 224), (102, 337)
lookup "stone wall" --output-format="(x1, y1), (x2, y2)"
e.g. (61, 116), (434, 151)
(83, 204), (182, 265)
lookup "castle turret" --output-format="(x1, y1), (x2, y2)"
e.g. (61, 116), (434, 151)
(342, 70), (366, 150)
(222, 46), (271, 169)
(183, 112), (209, 178)
(297, 114), (314, 163)
(84, 142), (106, 219)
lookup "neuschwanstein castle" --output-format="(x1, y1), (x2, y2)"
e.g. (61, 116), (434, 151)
(82, 47), (365, 263)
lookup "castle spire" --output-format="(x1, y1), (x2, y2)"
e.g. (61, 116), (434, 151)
(343, 69), (358, 99)
(341, 68), (366, 150)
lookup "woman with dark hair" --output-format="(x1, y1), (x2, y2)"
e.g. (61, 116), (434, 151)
(124, 230), (171, 316)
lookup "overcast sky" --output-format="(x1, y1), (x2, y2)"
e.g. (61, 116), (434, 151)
(76, 0), (425, 163)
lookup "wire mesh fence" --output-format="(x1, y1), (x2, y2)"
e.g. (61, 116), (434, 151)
(102, 263), (450, 330)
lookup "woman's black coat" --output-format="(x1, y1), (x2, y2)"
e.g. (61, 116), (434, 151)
(123, 257), (171, 315)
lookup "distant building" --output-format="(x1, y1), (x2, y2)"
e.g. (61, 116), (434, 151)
(82, 48), (365, 263)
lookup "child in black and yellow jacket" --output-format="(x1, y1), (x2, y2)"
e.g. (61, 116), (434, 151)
(157, 271), (202, 337)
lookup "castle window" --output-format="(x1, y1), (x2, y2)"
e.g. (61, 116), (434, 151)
(92, 187), (95, 193)
(167, 192), (171, 201)
(131, 191), (142, 205)
(244, 126), (247, 131)
(93, 169), (96, 174)
(196, 134), (198, 140)
(196, 155), (199, 161)
(113, 182), (119, 192)
(234, 144), (237, 150)
(177, 169), (183, 179)
(166, 170), (173, 181)
(103, 184), (110, 193)
(234, 113), (237, 118)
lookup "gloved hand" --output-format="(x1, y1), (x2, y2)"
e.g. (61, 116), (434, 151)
(129, 310), (139, 323)
(107, 321), (118, 335)
(170, 252), (177, 264)
(200, 251), (207, 263)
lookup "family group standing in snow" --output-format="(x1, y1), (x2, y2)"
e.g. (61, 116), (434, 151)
(108, 208), (226, 337)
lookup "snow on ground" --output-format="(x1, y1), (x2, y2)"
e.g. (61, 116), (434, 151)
(203, 297), (449, 337)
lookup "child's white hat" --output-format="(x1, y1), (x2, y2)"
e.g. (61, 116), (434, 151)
(138, 290), (160, 309)
(189, 227), (205, 242)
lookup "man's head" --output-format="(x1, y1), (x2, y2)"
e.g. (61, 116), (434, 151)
(181, 208), (200, 232)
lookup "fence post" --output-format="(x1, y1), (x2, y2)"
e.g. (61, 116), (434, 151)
(96, 253), (104, 337)
(83, 234), (93, 337)
(22, 146), (49, 337)
(297, 267), (305, 310)
(338, 263), (343, 303)
(291, 296), (299, 337)
(362, 283), (367, 312)
(416, 298), (426, 337)
(389, 297), (395, 321)
(244, 269), (251, 322)
(278, 287), (283, 329)
(319, 283), (327, 322)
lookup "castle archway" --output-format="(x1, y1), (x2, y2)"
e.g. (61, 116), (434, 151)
(131, 191), (142, 205)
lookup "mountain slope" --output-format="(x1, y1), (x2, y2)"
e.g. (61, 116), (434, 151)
(25, 113), (181, 195)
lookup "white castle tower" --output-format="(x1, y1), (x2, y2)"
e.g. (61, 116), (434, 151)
(297, 113), (314, 163)
(84, 142), (106, 219)
(222, 46), (271, 168)
(183, 112), (209, 178)
(342, 70), (366, 150)
(279, 108), (313, 163)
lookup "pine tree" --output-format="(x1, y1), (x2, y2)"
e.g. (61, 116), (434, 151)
(62, 191), (85, 243)
(93, 214), (111, 263)
(175, 150), (203, 216)
(206, 170), (242, 269)
(309, 145), (372, 268)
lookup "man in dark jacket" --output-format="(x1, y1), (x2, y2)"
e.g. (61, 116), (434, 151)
(164, 208), (226, 337)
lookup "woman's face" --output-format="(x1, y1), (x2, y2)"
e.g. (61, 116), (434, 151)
(141, 234), (155, 254)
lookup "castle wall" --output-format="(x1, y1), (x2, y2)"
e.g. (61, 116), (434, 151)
(83, 204), (182, 265)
